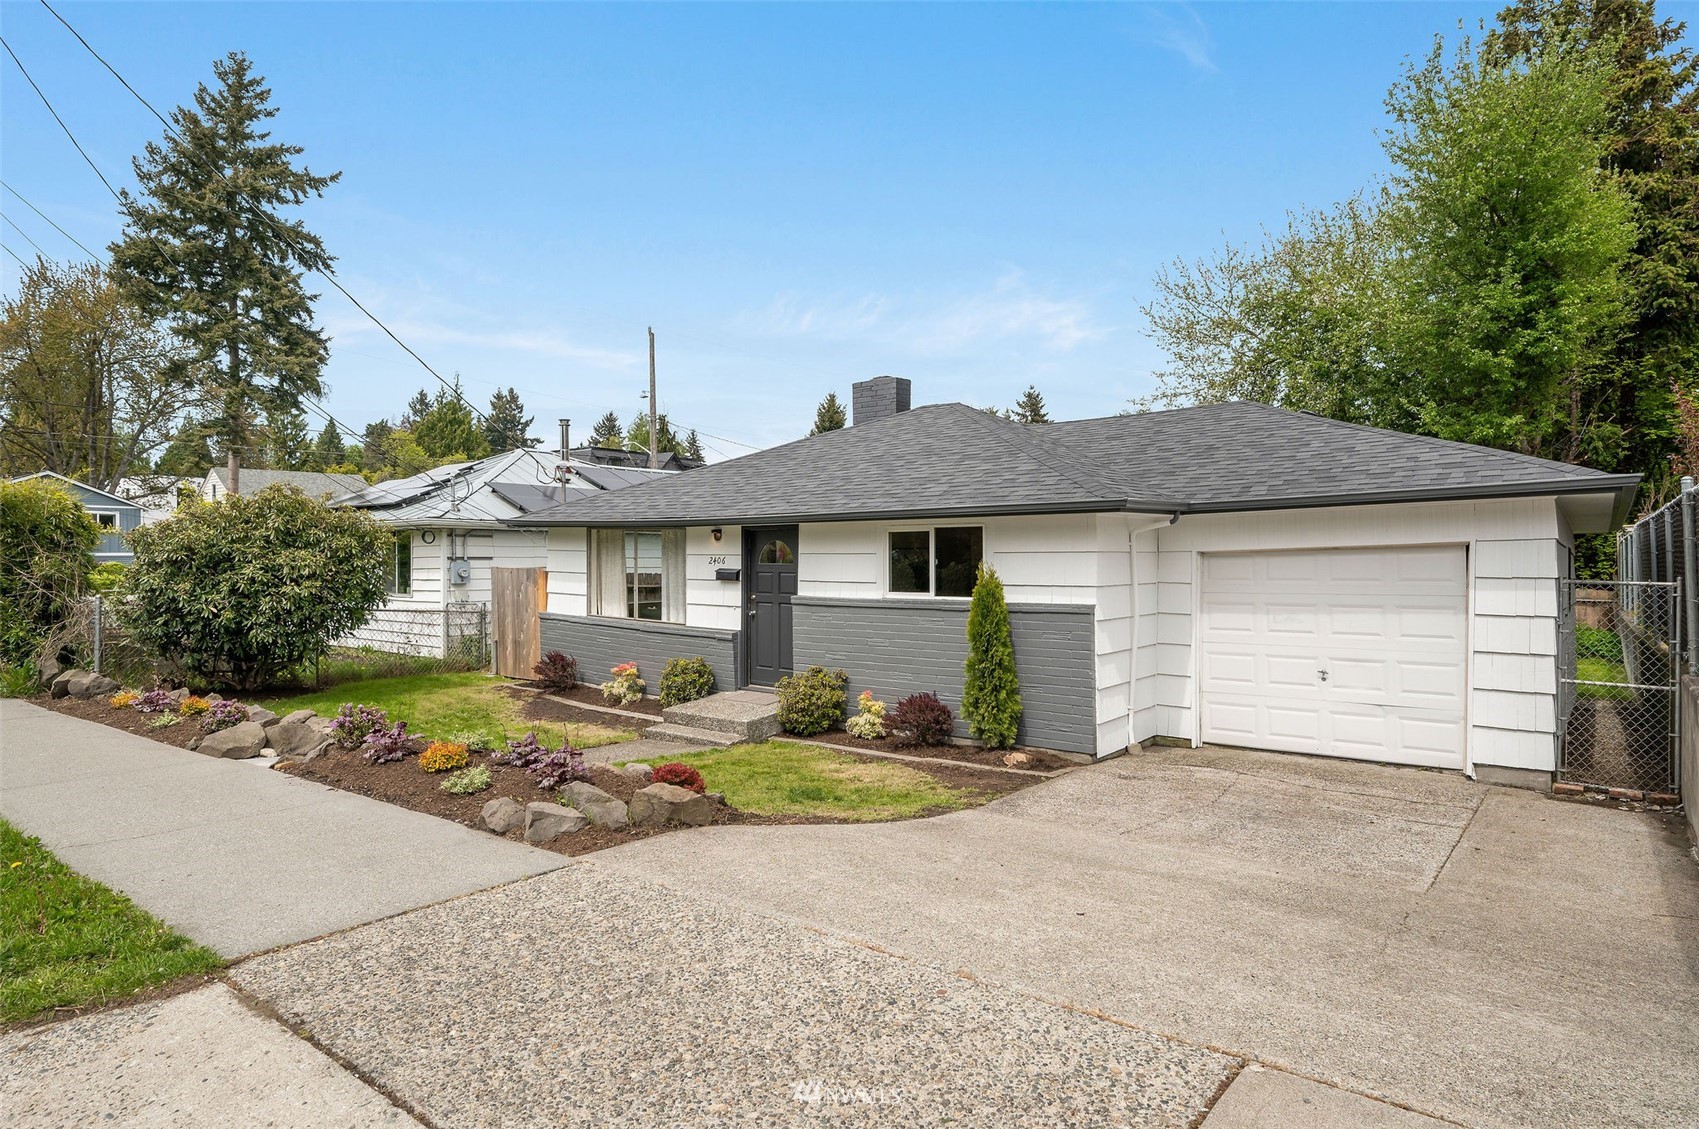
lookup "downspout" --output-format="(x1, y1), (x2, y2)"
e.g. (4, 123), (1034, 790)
(1126, 512), (1180, 751)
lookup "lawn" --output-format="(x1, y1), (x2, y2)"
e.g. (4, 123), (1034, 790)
(1, 820), (222, 1025)
(262, 672), (634, 750)
(626, 741), (988, 821)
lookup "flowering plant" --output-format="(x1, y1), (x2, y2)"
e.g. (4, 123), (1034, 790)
(328, 703), (388, 750)
(133, 688), (176, 714)
(845, 690), (888, 739)
(362, 720), (411, 764)
(419, 740), (470, 773)
(201, 699), (249, 733)
(496, 731), (586, 788)
(177, 695), (212, 717)
(599, 661), (645, 706)
(108, 690), (140, 709)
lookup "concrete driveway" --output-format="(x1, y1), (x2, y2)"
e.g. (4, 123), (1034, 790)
(585, 745), (1699, 1129)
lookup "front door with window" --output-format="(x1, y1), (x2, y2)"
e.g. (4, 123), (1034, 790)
(745, 526), (798, 686)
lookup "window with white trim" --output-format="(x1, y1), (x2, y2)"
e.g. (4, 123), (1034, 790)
(888, 526), (983, 597)
(592, 528), (686, 621)
(386, 532), (412, 595)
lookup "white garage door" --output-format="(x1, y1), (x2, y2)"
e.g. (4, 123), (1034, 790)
(1199, 546), (1467, 769)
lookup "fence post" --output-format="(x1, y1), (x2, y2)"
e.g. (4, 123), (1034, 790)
(482, 605), (493, 675)
(91, 594), (103, 674)
(1683, 477), (1698, 676)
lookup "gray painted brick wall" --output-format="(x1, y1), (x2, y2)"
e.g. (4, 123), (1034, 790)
(538, 614), (740, 697)
(791, 596), (1097, 755)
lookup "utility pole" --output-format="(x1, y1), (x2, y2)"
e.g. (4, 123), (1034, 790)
(647, 326), (659, 470)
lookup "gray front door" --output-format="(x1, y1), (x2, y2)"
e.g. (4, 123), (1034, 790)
(745, 526), (798, 686)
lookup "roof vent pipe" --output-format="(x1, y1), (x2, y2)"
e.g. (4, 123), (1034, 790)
(559, 418), (571, 456)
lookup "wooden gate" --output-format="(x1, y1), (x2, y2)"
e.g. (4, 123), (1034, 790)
(491, 566), (546, 678)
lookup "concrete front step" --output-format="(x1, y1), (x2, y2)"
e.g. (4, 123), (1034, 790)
(641, 722), (738, 748)
(662, 690), (781, 742)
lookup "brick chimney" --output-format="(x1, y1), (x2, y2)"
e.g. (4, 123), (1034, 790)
(851, 376), (912, 426)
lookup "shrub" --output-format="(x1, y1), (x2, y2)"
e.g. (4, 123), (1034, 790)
(495, 731), (547, 768)
(845, 690), (887, 739)
(362, 720), (411, 764)
(659, 656), (715, 708)
(419, 740), (469, 773)
(148, 713), (178, 729)
(889, 692), (955, 748)
(119, 486), (391, 689)
(961, 564), (1022, 749)
(532, 651), (579, 692)
(109, 690), (141, 710)
(177, 696), (211, 717)
(88, 561), (127, 593)
(498, 731), (587, 789)
(651, 761), (706, 793)
(328, 703), (388, 750)
(1, 664), (40, 699)
(132, 688), (176, 714)
(775, 665), (848, 736)
(599, 661), (645, 706)
(0, 479), (98, 666)
(440, 764), (492, 795)
(200, 699), (249, 732)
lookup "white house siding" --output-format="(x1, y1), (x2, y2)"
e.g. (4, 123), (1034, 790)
(547, 528), (590, 616)
(1133, 497), (1569, 775)
(687, 524), (743, 631)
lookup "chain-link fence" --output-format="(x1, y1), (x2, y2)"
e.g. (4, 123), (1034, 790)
(1558, 581), (1679, 794)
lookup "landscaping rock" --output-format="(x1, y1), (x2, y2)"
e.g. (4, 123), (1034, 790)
(481, 798), (526, 834)
(246, 706), (280, 728)
(281, 709), (317, 726)
(706, 792), (726, 806)
(265, 720), (330, 759)
(629, 782), (714, 828)
(187, 735), (202, 752)
(49, 670), (76, 698)
(560, 781), (629, 830)
(621, 762), (654, 783)
(524, 802), (588, 843)
(169, 687), (192, 703)
(37, 656), (65, 690)
(198, 721), (268, 760)
(63, 670), (120, 699)
(205, 692), (223, 702)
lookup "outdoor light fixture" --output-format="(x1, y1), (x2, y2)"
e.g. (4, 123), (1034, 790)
(711, 528), (723, 542)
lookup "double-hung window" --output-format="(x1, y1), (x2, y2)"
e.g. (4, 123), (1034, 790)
(888, 526), (983, 597)
(387, 532), (412, 596)
(592, 529), (685, 621)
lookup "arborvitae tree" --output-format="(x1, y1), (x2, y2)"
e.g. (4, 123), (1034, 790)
(1012, 385), (1051, 424)
(263, 406), (310, 469)
(414, 379), (489, 463)
(308, 420), (346, 470)
(809, 392), (847, 435)
(588, 410), (623, 448)
(401, 388), (431, 429)
(684, 429), (704, 463)
(483, 386), (537, 452)
(110, 52), (339, 497)
(961, 564), (1022, 749)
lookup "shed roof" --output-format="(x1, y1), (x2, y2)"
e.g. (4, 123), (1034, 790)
(515, 400), (1641, 528)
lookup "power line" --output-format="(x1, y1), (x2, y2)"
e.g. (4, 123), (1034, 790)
(1, 214), (48, 258)
(1, 240), (33, 269)
(0, 178), (100, 258)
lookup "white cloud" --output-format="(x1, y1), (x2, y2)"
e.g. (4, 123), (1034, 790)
(1129, 4), (1218, 73)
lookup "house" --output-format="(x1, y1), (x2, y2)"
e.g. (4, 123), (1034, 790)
(115, 475), (192, 525)
(199, 466), (366, 501)
(8, 471), (144, 563)
(332, 445), (680, 655)
(516, 376), (1639, 789)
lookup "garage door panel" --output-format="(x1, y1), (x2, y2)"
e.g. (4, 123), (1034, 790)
(1200, 547), (1466, 770)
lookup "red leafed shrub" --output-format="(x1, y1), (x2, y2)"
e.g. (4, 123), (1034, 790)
(533, 651), (579, 692)
(651, 762), (705, 793)
(889, 692), (955, 748)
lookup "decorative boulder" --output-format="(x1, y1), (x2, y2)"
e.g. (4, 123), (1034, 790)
(64, 671), (120, 699)
(169, 687), (192, 703)
(560, 781), (629, 830)
(621, 762), (654, 783)
(187, 735), (202, 752)
(1002, 752), (1034, 768)
(205, 692), (223, 702)
(281, 709), (317, 726)
(629, 782), (714, 828)
(481, 797), (526, 834)
(265, 720), (330, 759)
(246, 706), (280, 728)
(37, 656), (65, 690)
(49, 670), (76, 698)
(197, 721), (268, 760)
(524, 802), (588, 843)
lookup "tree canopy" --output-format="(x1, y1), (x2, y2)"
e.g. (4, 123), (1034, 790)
(483, 387), (537, 452)
(810, 392), (847, 435)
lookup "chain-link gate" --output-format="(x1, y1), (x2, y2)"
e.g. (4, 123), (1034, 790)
(1557, 579), (1680, 794)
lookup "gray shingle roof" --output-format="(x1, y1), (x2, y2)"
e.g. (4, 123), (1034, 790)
(212, 468), (366, 497)
(516, 400), (1640, 527)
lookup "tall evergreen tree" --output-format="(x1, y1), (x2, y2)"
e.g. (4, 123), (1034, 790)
(110, 52), (340, 497)
(415, 380), (489, 463)
(262, 405), (311, 469)
(961, 564), (1022, 749)
(155, 422), (215, 478)
(308, 420), (346, 470)
(588, 410), (623, 448)
(626, 411), (688, 459)
(483, 386), (536, 451)
(809, 392), (847, 435)
(684, 429), (704, 463)
(401, 388), (431, 429)
(1012, 385), (1051, 424)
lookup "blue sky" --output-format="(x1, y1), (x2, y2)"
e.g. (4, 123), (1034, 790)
(2, 1), (1552, 457)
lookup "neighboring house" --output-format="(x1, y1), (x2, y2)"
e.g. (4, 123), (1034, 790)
(518, 375), (1639, 788)
(115, 475), (191, 525)
(333, 447), (679, 655)
(199, 467), (366, 501)
(8, 471), (143, 563)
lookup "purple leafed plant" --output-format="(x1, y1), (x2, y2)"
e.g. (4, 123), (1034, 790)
(361, 720), (411, 764)
(133, 688), (176, 714)
(329, 703), (388, 750)
(200, 699), (250, 733)
(495, 731), (546, 768)
(497, 731), (586, 788)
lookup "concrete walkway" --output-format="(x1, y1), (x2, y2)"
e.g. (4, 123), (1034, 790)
(0, 700), (564, 957)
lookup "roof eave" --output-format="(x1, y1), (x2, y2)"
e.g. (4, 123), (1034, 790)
(1176, 475), (1643, 518)
(510, 497), (1145, 529)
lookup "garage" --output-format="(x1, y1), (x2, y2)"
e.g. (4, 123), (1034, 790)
(1198, 545), (1468, 769)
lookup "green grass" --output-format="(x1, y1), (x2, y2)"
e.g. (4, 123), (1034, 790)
(623, 741), (986, 821)
(260, 672), (634, 750)
(1576, 656), (1636, 700)
(1, 820), (222, 1025)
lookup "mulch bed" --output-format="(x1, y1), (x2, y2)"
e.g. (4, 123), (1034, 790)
(507, 686), (657, 731)
(519, 681), (665, 717)
(35, 695), (210, 751)
(785, 727), (1077, 772)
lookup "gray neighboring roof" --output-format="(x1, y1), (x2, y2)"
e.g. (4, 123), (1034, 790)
(211, 468), (366, 497)
(516, 400), (1641, 528)
(338, 449), (679, 527)
(8, 471), (139, 510)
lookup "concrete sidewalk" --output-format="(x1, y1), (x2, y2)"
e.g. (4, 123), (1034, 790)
(0, 700), (564, 956)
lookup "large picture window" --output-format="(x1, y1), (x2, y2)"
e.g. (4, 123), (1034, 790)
(888, 526), (983, 597)
(593, 528), (685, 621)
